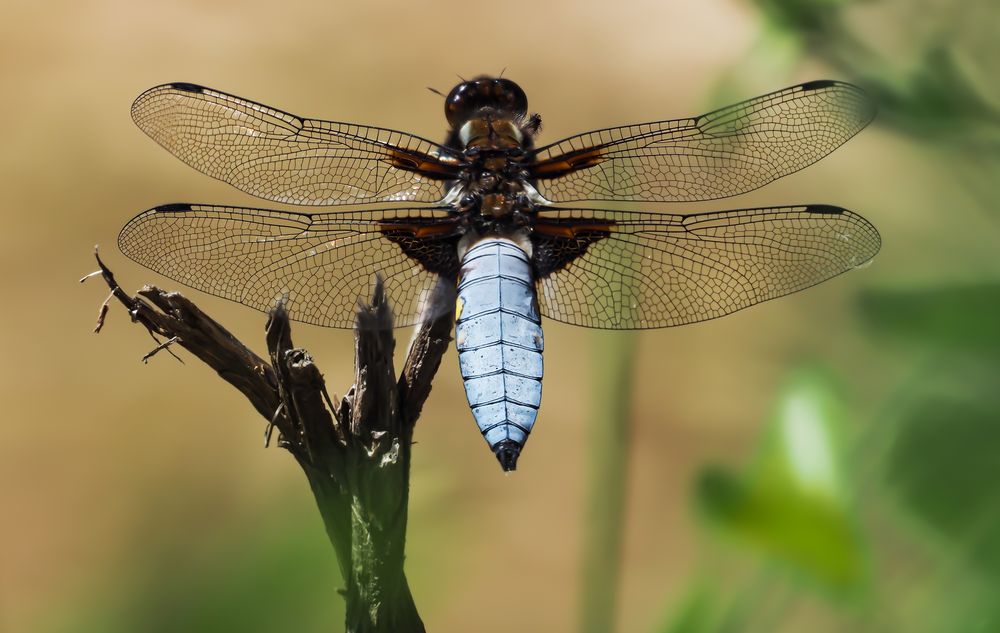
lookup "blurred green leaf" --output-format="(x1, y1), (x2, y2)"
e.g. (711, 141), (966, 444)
(886, 394), (1000, 580)
(656, 584), (722, 633)
(867, 46), (1000, 145)
(696, 366), (867, 591)
(858, 283), (1000, 351)
(894, 46), (999, 124)
(41, 503), (344, 633)
(751, 0), (852, 35)
(749, 0), (1000, 148)
(946, 598), (1000, 633)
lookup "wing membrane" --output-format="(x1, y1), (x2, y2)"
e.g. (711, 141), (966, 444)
(533, 205), (880, 329)
(118, 204), (457, 328)
(531, 81), (875, 203)
(132, 83), (460, 206)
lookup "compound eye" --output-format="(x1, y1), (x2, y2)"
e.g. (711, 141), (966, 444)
(494, 79), (528, 117)
(445, 82), (475, 126)
(445, 78), (529, 126)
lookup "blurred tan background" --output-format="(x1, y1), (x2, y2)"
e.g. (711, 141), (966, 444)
(2, 1), (998, 632)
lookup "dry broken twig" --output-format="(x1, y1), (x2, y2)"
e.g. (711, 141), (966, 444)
(86, 249), (455, 633)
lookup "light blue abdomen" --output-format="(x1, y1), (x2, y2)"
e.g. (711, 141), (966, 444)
(455, 238), (543, 471)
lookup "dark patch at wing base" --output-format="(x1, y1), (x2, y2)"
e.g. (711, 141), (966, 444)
(380, 230), (461, 278)
(531, 219), (614, 278)
(530, 147), (605, 180)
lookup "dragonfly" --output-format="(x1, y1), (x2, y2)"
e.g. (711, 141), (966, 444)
(119, 76), (880, 471)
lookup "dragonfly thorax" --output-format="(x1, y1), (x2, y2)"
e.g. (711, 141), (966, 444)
(455, 171), (536, 235)
(459, 117), (523, 149)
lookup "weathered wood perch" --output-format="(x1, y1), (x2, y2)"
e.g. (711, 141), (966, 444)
(86, 250), (455, 633)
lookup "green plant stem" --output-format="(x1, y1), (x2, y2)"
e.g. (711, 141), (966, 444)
(579, 331), (638, 633)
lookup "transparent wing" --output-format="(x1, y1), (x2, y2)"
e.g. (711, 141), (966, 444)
(533, 205), (880, 329)
(132, 83), (461, 206)
(118, 204), (459, 329)
(530, 81), (875, 203)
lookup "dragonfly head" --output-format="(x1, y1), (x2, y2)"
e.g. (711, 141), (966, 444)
(445, 76), (528, 126)
(444, 76), (541, 152)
